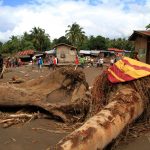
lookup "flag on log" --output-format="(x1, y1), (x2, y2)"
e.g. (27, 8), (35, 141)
(107, 57), (150, 83)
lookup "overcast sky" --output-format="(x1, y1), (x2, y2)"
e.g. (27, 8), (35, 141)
(0, 0), (150, 42)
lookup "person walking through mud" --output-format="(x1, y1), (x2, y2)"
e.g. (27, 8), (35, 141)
(0, 54), (4, 79)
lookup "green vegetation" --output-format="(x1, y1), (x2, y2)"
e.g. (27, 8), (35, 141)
(65, 22), (86, 49)
(0, 23), (134, 54)
(146, 24), (150, 30)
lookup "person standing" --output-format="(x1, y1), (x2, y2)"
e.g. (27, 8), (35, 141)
(49, 56), (53, 70)
(90, 57), (94, 67)
(133, 51), (140, 61)
(110, 56), (115, 66)
(53, 56), (58, 70)
(75, 55), (79, 70)
(18, 58), (22, 67)
(0, 54), (4, 79)
(79, 56), (86, 69)
(32, 55), (36, 67)
(115, 53), (122, 62)
(37, 57), (43, 72)
(96, 57), (100, 67)
(99, 57), (104, 68)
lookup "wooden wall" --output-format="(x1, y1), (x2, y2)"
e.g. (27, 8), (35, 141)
(135, 35), (147, 62)
(56, 45), (77, 63)
(147, 40), (150, 64)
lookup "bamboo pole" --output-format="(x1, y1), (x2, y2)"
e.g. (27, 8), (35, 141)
(56, 88), (144, 150)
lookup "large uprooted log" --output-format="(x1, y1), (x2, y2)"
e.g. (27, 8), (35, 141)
(0, 67), (90, 123)
(56, 72), (150, 150)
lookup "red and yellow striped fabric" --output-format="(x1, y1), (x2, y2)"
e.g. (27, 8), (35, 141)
(107, 57), (150, 83)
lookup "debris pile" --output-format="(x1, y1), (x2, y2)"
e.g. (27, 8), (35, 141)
(91, 72), (150, 116)
(0, 67), (90, 125)
(56, 70), (150, 150)
(0, 112), (40, 128)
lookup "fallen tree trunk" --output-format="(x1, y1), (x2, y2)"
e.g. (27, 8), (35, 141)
(56, 88), (144, 150)
(0, 67), (90, 123)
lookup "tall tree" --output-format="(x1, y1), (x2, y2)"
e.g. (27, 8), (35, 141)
(0, 41), (3, 52)
(65, 22), (85, 49)
(1, 36), (22, 53)
(79, 36), (89, 50)
(88, 35), (107, 50)
(30, 27), (51, 51)
(52, 36), (71, 46)
(106, 38), (134, 51)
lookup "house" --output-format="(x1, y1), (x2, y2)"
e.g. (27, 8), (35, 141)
(17, 50), (46, 63)
(17, 49), (34, 62)
(53, 43), (77, 63)
(129, 30), (150, 64)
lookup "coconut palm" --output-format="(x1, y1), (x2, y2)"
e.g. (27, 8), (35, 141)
(65, 22), (85, 49)
(30, 27), (48, 51)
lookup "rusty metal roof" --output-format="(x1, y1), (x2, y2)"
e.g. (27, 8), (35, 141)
(129, 30), (150, 41)
(139, 31), (150, 36)
(17, 49), (34, 56)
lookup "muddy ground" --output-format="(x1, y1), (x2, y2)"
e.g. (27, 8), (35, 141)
(0, 65), (149, 150)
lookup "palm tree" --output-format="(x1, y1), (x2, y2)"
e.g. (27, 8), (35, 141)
(65, 22), (85, 49)
(145, 24), (150, 30)
(30, 27), (46, 51)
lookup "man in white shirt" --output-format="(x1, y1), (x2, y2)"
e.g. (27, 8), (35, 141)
(99, 57), (104, 68)
(110, 57), (115, 66)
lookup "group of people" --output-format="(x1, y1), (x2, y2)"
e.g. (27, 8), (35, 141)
(48, 56), (58, 70)
(5, 57), (22, 68)
(75, 55), (86, 70)
(74, 52), (129, 70)
(0, 51), (140, 77)
(36, 56), (58, 72)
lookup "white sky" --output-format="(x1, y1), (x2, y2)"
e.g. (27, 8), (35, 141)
(0, 0), (150, 42)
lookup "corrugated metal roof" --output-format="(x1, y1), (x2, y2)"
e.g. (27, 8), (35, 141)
(79, 50), (113, 55)
(108, 48), (124, 52)
(124, 50), (131, 53)
(17, 50), (34, 56)
(45, 50), (56, 54)
(79, 50), (90, 55)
